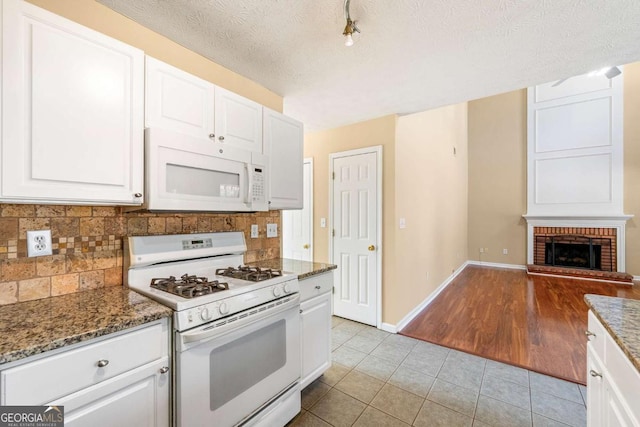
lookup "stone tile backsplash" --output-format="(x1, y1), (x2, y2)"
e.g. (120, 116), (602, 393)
(0, 205), (281, 305)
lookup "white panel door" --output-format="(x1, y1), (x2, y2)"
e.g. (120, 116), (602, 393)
(332, 151), (379, 326)
(214, 87), (263, 153)
(145, 56), (215, 139)
(1, 0), (144, 205)
(283, 159), (313, 261)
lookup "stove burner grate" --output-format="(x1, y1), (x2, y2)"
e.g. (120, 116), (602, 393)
(215, 265), (282, 282)
(150, 274), (229, 298)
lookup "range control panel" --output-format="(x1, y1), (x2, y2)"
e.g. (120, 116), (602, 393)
(182, 238), (213, 250)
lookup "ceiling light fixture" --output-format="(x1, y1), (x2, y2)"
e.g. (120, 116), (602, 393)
(342, 0), (360, 47)
(552, 66), (622, 87)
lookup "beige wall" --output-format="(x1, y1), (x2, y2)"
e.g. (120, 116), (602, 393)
(467, 91), (528, 265)
(393, 104), (469, 324)
(26, 0), (282, 112)
(304, 115), (397, 322)
(623, 63), (640, 275)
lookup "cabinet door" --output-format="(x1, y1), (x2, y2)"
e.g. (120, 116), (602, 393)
(51, 358), (170, 427)
(215, 87), (263, 153)
(1, 0), (144, 205)
(264, 108), (304, 209)
(604, 377), (638, 427)
(300, 292), (332, 389)
(145, 56), (215, 140)
(586, 346), (605, 427)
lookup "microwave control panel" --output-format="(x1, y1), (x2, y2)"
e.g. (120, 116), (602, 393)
(252, 167), (265, 202)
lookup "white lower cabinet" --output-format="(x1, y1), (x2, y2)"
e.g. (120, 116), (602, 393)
(0, 319), (170, 426)
(54, 357), (169, 427)
(586, 311), (640, 427)
(300, 272), (333, 389)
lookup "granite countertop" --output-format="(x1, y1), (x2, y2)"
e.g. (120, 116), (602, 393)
(249, 258), (337, 280)
(0, 288), (173, 365)
(584, 294), (640, 373)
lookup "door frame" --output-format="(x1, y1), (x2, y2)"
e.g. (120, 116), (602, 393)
(328, 146), (383, 328)
(304, 157), (314, 261)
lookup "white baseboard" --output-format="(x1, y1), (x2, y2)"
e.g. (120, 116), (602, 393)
(633, 275), (640, 283)
(388, 261), (469, 334)
(380, 323), (397, 333)
(466, 260), (527, 270)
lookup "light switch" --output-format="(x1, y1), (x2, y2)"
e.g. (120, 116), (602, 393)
(266, 223), (278, 238)
(320, 218), (326, 228)
(399, 218), (406, 229)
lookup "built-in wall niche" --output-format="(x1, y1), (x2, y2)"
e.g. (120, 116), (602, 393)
(526, 71), (623, 216)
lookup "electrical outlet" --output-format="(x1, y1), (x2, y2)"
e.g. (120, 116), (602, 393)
(27, 230), (52, 257)
(251, 224), (259, 238)
(503, 248), (508, 255)
(266, 223), (278, 238)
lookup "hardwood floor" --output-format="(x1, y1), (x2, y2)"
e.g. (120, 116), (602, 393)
(399, 265), (640, 385)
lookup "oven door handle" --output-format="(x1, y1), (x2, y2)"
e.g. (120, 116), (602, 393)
(180, 295), (300, 346)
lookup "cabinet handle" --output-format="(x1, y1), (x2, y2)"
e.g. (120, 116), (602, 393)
(219, 136), (225, 141)
(219, 149), (224, 154)
(209, 133), (215, 139)
(160, 366), (169, 374)
(315, 285), (321, 289)
(134, 193), (142, 198)
(299, 309), (303, 314)
(585, 330), (596, 340)
(590, 369), (602, 378)
(97, 359), (109, 368)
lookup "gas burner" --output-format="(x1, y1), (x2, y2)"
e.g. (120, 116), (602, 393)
(215, 266), (283, 282)
(150, 275), (229, 298)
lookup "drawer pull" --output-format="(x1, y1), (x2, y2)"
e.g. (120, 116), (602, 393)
(585, 330), (596, 340)
(160, 366), (169, 374)
(315, 285), (321, 290)
(590, 369), (602, 378)
(96, 359), (109, 368)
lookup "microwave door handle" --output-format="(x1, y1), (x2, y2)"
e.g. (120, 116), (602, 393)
(245, 163), (253, 204)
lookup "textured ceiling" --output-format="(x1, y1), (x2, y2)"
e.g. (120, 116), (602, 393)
(97, 0), (640, 131)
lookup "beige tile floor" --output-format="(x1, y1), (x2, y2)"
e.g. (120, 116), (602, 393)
(288, 317), (587, 427)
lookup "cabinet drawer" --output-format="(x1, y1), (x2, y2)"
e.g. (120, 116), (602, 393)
(299, 272), (333, 302)
(587, 311), (606, 359)
(1, 322), (165, 405)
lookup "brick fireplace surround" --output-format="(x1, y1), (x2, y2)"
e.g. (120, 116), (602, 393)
(533, 227), (616, 271)
(528, 226), (633, 283)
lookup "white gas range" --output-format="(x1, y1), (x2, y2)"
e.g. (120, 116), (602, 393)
(125, 232), (301, 427)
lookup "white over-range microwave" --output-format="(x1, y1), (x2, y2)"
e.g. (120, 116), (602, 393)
(137, 128), (268, 212)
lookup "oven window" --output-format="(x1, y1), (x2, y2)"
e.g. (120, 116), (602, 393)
(209, 319), (286, 411)
(166, 164), (239, 197)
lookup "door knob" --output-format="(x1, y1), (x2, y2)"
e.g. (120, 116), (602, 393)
(303, 244), (310, 249)
(368, 245), (375, 251)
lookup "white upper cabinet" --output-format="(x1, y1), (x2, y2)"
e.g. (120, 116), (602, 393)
(145, 56), (215, 140)
(1, 0), (144, 205)
(214, 86), (263, 153)
(264, 108), (304, 209)
(146, 56), (263, 154)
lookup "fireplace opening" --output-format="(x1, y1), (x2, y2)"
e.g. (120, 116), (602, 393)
(545, 239), (602, 270)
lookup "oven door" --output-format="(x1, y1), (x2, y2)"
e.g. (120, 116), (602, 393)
(175, 296), (301, 427)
